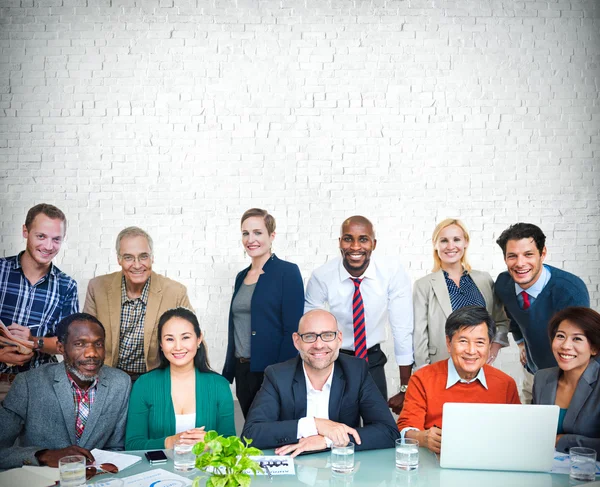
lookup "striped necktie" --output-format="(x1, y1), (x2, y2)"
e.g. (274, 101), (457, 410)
(352, 278), (368, 361)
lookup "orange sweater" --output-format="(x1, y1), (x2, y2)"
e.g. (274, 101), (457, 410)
(397, 360), (520, 431)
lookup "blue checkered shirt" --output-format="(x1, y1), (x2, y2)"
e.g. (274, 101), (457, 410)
(0, 253), (79, 374)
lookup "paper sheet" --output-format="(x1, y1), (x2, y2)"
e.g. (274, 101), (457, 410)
(97, 467), (192, 487)
(90, 449), (142, 471)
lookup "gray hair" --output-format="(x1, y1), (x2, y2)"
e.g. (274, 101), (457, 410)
(115, 226), (154, 255)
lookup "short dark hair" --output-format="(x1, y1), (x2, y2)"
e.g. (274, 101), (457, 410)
(56, 313), (105, 344)
(241, 208), (276, 234)
(25, 203), (67, 232)
(548, 307), (600, 353)
(157, 307), (213, 373)
(445, 306), (496, 342)
(496, 223), (546, 256)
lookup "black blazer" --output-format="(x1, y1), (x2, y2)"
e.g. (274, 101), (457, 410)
(533, 360), (600, 453)
(241, 354), (400, 450)
(222, 254), (304, 382)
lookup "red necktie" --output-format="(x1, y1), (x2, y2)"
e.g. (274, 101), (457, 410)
(521, 291), (531, 310)
(352, 278), (368, 361)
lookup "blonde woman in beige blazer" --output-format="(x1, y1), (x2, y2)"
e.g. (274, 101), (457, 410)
(413, 219), (509, 369)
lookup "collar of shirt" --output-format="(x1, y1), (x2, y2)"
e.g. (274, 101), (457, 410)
(514, 264), (551, 299)
(442, 269), (468, 279)
(337, 257), (377, 283)
(121, 275), (151, 306)
(14, 251), (58, 280)
(303, 362), (335, 393)
(446, 358), (488, 390)
(66, 369), (99, 393)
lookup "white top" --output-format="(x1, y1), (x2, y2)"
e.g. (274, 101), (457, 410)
(175, 413), (196, 434)
(297, 363), (334, 443)
(305, 255), (414, 365)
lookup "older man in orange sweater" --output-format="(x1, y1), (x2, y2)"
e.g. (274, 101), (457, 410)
(397, 306), (520, 453)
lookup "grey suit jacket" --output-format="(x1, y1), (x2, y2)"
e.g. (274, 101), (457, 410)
(413, 269), (509, 369)
(0, 363), (131, 469)
(533, 360), (600, 453)
(83, 271), (192, 371)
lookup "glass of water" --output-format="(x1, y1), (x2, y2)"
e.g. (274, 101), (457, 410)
(570, 447), (597, 481)
(174, 440), (196, 472)
(59, 455), (86, 487)
(395, 438), (419, 471)
(331, 442), (355, 474)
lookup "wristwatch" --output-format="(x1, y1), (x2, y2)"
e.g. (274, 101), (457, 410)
(33, 337), (44, 351)
(399, 384), (408, 393)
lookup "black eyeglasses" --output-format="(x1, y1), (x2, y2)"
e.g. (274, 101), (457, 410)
(297, 331), (338, 343)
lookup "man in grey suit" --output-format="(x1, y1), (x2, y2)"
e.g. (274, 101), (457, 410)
(0, 313), (131, 469)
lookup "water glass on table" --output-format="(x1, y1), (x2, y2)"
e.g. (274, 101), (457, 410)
(395, 438), (419, 471)
(570, 447), (597, 482)
(59, 455), (86, 487)
(331, 442), (355, 474)
(174, 440), (196, 472)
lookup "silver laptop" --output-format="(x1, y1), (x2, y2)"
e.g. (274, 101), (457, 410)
(440, 403), (559, 472)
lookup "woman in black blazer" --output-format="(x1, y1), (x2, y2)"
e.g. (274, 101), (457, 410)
(222, 208), (305, 418)
(533, 307), (600, 453)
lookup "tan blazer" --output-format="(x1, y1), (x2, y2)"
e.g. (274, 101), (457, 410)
(412, 269), (509, 369)
(83, 271), (192, 371)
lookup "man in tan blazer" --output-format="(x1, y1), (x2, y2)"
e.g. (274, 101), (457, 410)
(83, 227), (191, 380)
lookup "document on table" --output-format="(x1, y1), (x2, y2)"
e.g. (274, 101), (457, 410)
(204, 455), (295, 476)
(90, 449), (142, 471)
(96, 468), (193, 486)
(550, 451), (600, 475)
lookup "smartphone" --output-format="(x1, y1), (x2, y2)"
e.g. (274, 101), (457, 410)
(145, 450), (168, 465)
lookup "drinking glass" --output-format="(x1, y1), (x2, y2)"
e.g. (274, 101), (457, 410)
(59, 455), (86, 487)
(569, 447), (597, 482)
(174, 440), (196, 472)
(395, 438), (419, 471)
(331, 443), (354, 474)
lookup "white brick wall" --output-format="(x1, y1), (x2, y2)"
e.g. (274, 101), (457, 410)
(1, 0), (599, 393)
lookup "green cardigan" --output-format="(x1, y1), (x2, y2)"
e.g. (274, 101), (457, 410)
(125, 367), (236, 450)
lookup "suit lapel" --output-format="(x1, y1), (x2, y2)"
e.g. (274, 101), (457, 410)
(564, 361), (599, 431)
(144, 273), (163, 363)
(328, 362), (345, 421)
(292, 358), (307, 419)
(431, 271), (452, 318)
(539, 369), (559, 406)
(53, 365), (77, 445)
(78, 369), (108, 448)
(107, 273), (123, 367)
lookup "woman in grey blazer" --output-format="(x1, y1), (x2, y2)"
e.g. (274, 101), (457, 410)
(533, 307), (600, 453)
(413, 219), (509, 369)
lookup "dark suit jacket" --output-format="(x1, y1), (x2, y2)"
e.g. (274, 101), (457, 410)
(223, 254), (304, 381)
(241, 354), (400, 450)
(533, 360), (600, 453)
(0, 363), (131, 469)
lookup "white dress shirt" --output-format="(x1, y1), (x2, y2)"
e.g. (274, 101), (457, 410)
(305, 256), (414, 366)
(297, 364), (334, 443)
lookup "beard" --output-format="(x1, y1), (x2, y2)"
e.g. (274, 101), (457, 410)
(65, 360), (103, 383)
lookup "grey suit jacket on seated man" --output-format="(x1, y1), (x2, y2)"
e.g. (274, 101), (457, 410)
(242, 310), (400, 454)
(0, 313), (131, 469)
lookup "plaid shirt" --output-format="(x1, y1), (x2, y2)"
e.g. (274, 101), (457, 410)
(0, 253), (79, 374)
(117, 276), (150, 374)
(66, 368), (98, 442)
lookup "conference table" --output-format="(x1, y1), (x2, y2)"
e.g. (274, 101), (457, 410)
(85, 447), (589, 487)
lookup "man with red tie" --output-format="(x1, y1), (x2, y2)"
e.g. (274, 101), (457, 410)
(305, 216), (414, 413)
(494, 223), (590, 402)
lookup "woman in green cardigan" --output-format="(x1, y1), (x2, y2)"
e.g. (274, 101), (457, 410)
(125, 307), (236, 450)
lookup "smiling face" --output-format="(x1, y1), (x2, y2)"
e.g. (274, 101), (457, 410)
(446, 323), (490, 381)
(339, 220), (377, 277)
(435, 224), (468, 269)
(118, 235), (153, 288)
(552, 320), (597, 375)
(22, 214), (65, 268)
(160, 316), (202, 370)
(293, 311), (342, 374)
(58, 320), (105, 388)
(504, 238), (547, 290)
(241, 216), (275, 260)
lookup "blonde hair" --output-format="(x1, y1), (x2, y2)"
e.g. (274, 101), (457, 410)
(431, 218), (471, 273)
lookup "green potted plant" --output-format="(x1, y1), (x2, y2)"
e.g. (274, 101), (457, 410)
(192, 431), (263, 487)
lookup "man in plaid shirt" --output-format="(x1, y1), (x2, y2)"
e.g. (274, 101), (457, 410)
(0, 203), (79, 400)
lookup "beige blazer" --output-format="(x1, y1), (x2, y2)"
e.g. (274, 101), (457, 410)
(83, 271), (192, 371)
(412, 269), (509, 369)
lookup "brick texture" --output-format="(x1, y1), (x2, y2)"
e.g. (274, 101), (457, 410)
(1, 0), (599, 392)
